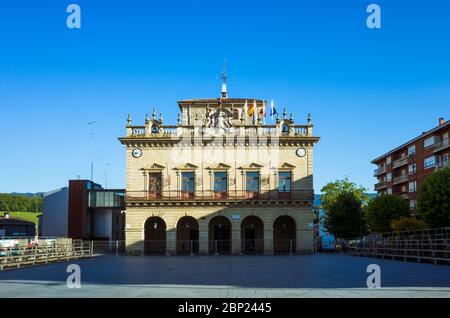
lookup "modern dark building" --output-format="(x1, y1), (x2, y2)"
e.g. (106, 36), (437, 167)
(43, 180), (125, 240)
(372, 117), (450, 214)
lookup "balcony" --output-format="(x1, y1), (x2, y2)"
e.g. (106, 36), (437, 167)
(374, 166), (387, 176)
(436, 160), (450, 170)
(125, 190), (314, 203)
(393, 174), (409, 185)
(125, 124), (312, 138)
(434, 138), (449, 152)
(392, 157), (408, 169)
(374, 181), (387, 191)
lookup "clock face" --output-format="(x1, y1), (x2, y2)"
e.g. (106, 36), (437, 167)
(132, 148), (142, 158)
(296, 148), (306, 158)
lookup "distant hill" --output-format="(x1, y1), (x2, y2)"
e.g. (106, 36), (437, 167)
(314, 193), (377, 207)
(5, 192), (43, 198)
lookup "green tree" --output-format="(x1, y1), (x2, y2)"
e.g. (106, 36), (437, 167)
(320, 177), (368, 212)
(366, 194), (410, 233)
(323, 192), (368, 239)
(390, 217), (428, 233)
(417, 167), (450, 228)
(0, 193), (43, 213)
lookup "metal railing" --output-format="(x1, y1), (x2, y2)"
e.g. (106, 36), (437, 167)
(374, 166), (387, 176)
(346, 227), (450, 265)
(434, 138), (449, 152)
(392, 156), (408, 169)
(88, 239), (300, 256)
(374, 180), (387, 191)
(126, 190), (314, 202)
(393, 174), (409, 185)
(436, 160), (450, 169)
(0, 239), (92, 271)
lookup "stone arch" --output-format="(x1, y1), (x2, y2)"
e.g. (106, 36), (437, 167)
(273, 215), (296, 254)
(144, 216), (166, 255)
(176, 216), (199, 255)
(240, 215), (264, 254)
(208, 215), (232, 255)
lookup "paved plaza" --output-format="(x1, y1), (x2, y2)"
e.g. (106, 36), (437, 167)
(1, 254), (450, 298)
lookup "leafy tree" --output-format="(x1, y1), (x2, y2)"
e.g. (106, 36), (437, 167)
(390, 217), (428, 233)
(417, 167), (450, 228)
(323, 192), (368, 239)
(366, 194), (410, 233)
(320, 177), (368, 212)
(0, 194), (43, 213)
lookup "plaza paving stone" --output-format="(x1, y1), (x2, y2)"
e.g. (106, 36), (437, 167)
(0, 254), (449, 298)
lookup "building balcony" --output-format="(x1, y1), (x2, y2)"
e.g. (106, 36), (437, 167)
(125, 190), (314, 203)
(374, 181), (387, 191)
(393, 174), (409, 185)
(374, 166), (387, 176)
(392, 157), (408, 169)
(436, 160), (450, 170)
(400, 193), (409, 200)
(125, 124), (312, 139)
(434, 138), (449, 153)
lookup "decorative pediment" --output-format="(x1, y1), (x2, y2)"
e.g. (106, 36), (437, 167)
(239, 163), (264, 170)
(206, 163), (232, 170)
(279, 162), (296, 169)
(140, 163), (165, 171)
(174, 163), (199, 170)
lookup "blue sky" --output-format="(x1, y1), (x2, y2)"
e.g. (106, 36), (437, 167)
(0, 0), (449, 193)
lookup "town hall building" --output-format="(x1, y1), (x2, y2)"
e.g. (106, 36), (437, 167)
(119, 77), (320, 255)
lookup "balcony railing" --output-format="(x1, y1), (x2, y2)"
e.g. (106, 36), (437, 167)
(393, 174), (409, 185)
(125, 190), (314, 202)
(126, 124), (312, 138)
(392, 157), (408, 169)
(374, 181), (387, 191)
(436, 160), (450, 170)
(374, 166), (387, 176)
(434, 138), (449, 152)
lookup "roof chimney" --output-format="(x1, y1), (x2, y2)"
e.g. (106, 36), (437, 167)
(439, 117), (445, 126)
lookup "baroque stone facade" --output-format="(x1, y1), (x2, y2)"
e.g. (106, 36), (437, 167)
(119, 87), (320, 255)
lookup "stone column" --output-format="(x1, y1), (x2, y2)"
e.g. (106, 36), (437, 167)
(264, 227), (274, 255)
(297, 229), (314, 254)
(198, 219), (209, 255)
(231, 223), (241, 255)
(166, 230), (176, 255)
(125, 228), (143, 256)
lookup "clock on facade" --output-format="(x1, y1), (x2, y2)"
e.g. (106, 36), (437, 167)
(296, 148), (306, 158)
(132, 148), (142, 158)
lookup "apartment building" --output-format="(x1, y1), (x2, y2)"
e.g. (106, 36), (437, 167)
(372, 118), (450, 214)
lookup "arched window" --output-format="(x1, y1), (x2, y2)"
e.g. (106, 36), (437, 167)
(282, 124), (289, 134)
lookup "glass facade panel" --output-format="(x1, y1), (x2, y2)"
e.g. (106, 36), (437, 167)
(88, 190), (125, 208)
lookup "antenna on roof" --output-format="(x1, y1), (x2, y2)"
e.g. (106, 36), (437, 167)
(88, 121), (97, 182)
